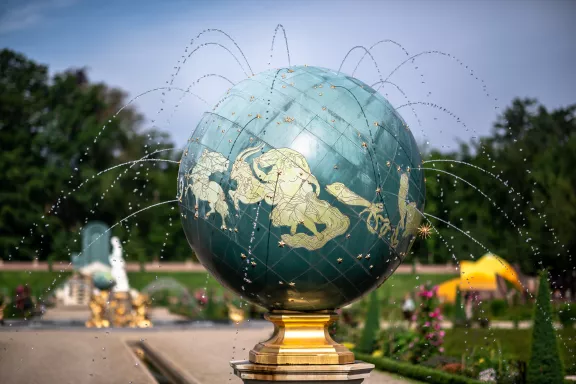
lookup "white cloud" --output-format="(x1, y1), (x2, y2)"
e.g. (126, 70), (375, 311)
(0, 0), (76, 34)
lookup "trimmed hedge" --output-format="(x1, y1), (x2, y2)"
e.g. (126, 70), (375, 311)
(357, 290), (381, 354)
(527, 271), (565, 384)
(355, 353), (483, 384)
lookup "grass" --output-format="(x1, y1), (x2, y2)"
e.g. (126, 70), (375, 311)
(0, 270), (456, 299)
(443, 328), (576, 374)
(0, 271), (70, 297)
(377, 273), (456, 302)
(0, 271), (225, 298)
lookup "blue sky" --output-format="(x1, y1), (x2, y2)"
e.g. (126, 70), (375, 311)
(2, 0), (575, 152)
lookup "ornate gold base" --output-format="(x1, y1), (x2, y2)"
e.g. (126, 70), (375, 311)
(249, 311), (354, 365)
(86, 290), (152, 328)
(230, 360), (374, 383)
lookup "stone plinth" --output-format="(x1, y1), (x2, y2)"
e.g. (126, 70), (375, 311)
(230, 360), (374, 383)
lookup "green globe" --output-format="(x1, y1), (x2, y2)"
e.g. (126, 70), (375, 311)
(178, 66), (425, 311)
(93, 271), (115, 291)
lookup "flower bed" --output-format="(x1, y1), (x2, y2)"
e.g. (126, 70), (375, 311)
(355, 353), (483, 384)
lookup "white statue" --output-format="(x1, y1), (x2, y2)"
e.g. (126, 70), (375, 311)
(109, 237), (130, 293)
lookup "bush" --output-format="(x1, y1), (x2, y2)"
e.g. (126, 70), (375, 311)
(473, 301), (491, 328)
(490, 299), (508, 318)
(421, 354), (461, 369)
(526, 271), (565, 384)
(557, 303), (576, 329)
(47, 256), (54, 273)
(138, 254), (146, 273)
(410, 283), (445, 364)
(453, 286), (467, 328)
(355, 353), (484, 384)
(443, 302), (454, 318)
(357, 290), (381, 354)
(379, 327), (417, 359)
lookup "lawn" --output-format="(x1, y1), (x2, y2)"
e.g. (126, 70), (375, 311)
(0, 271), (70, 297)
(377, 273), (456, 302)
(444, 328), (576, 374)
(0, 271), (224, 298)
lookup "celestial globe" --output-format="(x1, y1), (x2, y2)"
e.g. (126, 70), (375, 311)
(178, 66), (425, 311)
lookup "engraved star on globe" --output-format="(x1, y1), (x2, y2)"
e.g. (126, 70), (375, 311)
(178, 66), (425, 311)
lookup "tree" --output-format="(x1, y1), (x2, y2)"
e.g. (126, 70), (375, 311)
(526, 271), (564, 384)
(420, 98), (576, 294)
(357, 290), (380, 354)
(0, 49), (188, 264)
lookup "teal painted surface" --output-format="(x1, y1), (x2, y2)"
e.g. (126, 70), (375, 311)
(72, 221), (111, 269)
(178, 66), (425, 311)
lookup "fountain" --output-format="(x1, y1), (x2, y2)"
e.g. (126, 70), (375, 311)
(85, 236), (152, 328)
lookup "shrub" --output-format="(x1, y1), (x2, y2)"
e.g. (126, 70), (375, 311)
(526, 271), (565, 384)
(557, 303), (576, 329)
(138, 254), (146, 273)
(443, 302), (454, 318)
(410, 283), (445, 364)
(490, 299), (508, 318)
(47, 256), (54, 273)
(421, 354), (461, 369)
(355, 352), (484, 384)
(473, 301), (491, 328)
(357, 290), (380, 354)
(453, 286), (467, 327)
(379, 327), (416, 359)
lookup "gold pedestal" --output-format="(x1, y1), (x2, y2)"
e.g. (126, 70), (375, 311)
(232, 311), (373, 382)
(230, 360), (374, 383)
(86, 291), (110, 328)
(249, 311), (354, 365)
(109, 291), (132, 327)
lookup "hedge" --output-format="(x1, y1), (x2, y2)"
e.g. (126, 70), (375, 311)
(357, 290), (381, 354)
(355, 353), (483, 384)
(527, 271), (565, 383)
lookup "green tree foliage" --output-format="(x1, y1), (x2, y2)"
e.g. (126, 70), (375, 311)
(357, 290), (381, 354)
(2, 48), (575, 296)
(422, 98), (576, 293)
(0, 49), (190, 263)
(527, 271), (564, 383)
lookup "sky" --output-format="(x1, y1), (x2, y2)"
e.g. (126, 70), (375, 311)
(1, 0), (575, 152)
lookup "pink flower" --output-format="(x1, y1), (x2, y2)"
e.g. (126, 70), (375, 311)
(426, 333), (434, 339)
(437, 315), (443, 321)
(434, 323), (441, 330)
(439, 347), (444, 353)
(433, 285), (439, 293)
(424, 321), (430, 327)
(408, 342), (414, 349)
(411, 314), (417, 321)
(439, 330), (445, 338)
